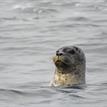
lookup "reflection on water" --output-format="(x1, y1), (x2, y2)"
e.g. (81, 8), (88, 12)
(0, 0), (107, 107)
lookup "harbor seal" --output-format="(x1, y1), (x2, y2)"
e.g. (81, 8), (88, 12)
(50, 46), (86, 87)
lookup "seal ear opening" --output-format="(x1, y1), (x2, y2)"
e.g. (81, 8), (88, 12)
(73, 46), (80, 52)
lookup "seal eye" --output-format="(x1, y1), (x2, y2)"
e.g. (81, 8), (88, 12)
(68, 50), (75, 54)
(74, 47), (78, 51)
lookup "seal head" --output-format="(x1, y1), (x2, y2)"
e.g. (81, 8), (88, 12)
(51, 46), (86, 87)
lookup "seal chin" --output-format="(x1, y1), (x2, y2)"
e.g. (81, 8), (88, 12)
(53, 55), (72, 72)
(55, 60), (70, 69)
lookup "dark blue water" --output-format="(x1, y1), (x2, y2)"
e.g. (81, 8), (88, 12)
(0, 0), (107, 107)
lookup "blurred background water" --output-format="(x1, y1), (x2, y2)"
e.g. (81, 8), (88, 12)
(0, 0), (107, 107)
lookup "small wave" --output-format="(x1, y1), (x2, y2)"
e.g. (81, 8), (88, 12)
(13, 3), (33, 10)
(67, 16), (91, 22)
(12, 2), (58, 14)
(0, 17), (17, 21)
(0, 88), (25, 95)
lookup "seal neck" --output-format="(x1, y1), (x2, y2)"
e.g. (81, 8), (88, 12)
(53, 68), (85, 87)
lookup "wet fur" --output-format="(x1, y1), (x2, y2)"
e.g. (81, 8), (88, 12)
(50, 46), (86, 87)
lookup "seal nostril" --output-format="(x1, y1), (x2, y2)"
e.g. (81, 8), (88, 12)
(59, 53), (63, 56)
(56, 51), (59, 56)
(56, 53), (63, 56)
(56, 51), (63, 56)
(56, 53), (58, 56)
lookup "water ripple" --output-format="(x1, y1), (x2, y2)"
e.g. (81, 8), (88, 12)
(0, 0), (107, 107)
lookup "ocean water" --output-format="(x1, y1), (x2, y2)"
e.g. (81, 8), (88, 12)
(0, 0), (107, 107)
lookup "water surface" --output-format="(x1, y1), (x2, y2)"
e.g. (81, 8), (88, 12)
(0, 0), (107, 107)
